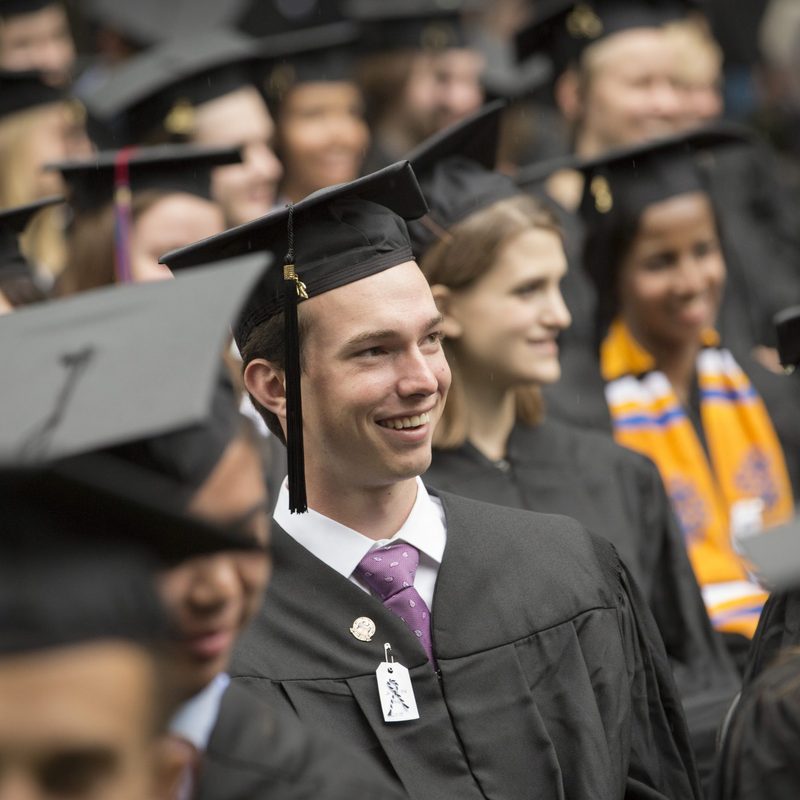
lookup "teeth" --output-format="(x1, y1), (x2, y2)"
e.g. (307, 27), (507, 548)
(378, 412), (430, 429)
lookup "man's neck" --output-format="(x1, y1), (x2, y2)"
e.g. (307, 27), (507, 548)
(305, 476), (420, 541)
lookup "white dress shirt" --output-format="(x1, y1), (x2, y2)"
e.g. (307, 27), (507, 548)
(274, 477), (447, 610)
(169, 672), (231, 752)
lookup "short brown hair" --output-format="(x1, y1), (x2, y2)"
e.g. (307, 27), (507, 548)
(240, 309), (309, 445)
(420, 194), (562, 449)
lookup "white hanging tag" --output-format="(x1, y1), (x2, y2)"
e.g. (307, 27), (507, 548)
(376, 643), (419, 723)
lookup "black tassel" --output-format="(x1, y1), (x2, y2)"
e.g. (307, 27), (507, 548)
(283, 205), (308, 513)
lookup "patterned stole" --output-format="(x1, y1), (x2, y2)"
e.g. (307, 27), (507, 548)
(601, 318), (794, 637)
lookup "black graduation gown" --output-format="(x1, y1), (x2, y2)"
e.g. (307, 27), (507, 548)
(231, 491), (702, 800)
(424, 420), (739, 789)
(712, 649), (800, 800)
(197, 681), (409, 800)
(424, 419), (738, 698)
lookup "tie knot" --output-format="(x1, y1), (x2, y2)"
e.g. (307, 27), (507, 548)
(354, 543), (420, 601)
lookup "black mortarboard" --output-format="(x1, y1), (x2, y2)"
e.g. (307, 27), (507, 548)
(0, 254), (268, 464)
(0, 196), (62, 277)
(161, 161), (428, 513)
(406, 101), (520, 258)
(0, 0), (57, 18)
(47, 144), (242, 214)
(84, 30), (260, 146)
(775, 306), (800, 371)
(481, 51), (553, 103)
(576, 124), (752, 227)
(256, 22), (360, 109)
(0, 69), (65, 119)
(344, 0), (474, 54)
(85, 0), (250, 49)
(515, 0), (699, 75)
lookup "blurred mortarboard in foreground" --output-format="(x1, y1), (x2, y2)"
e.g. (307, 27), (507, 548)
(406, 101), (520, 259)
(515, 0), (700, 75)
(0, 69), (66, 119)
(0, 253), (268, 464)
(576, 123), (752, 226)
(736, 515), (800, 591)
(85, 0), (250, 49)
(0, 515), (168, 656)
(84, 30), (260, 146)
(344, 0), (477, 54)
(0, 0), (58, 18)
(774, 306), (800, 371)
(161, 161), (428, 513)
(0, 196), (63, 277)
(256, 22), (360, 109)
(47, 143), (242, 214)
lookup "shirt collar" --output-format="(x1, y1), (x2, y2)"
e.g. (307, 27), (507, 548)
(168, 672), (230, 751)
(274, 476), (446, 580)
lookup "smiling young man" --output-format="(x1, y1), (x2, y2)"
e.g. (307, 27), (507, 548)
(161, 161), (701, 800)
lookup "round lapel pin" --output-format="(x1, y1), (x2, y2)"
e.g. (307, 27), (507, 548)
(350, 616), (376, 642)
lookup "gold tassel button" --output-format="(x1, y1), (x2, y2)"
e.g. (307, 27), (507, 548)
(283, 264), (309, 299)
(590, 175), (614, 214)
(567, 3), (604, 40)
(163, 98), (195, 136)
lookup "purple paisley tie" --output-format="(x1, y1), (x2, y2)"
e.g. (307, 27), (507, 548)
(354, 542), (434, 664)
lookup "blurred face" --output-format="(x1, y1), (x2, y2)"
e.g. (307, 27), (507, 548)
(618, 192), (725, 353)
(0, 642), (160, 800)
(279, 82), (369, 201)
(399, 52), (439, 140)
(0, 4), (75, 86)
(192, 87), (283, 226)
(158, 437), (271, 698)
(130, 193), (225, 284)
(430, 47), (485, 132)
(440, 228), (571, 389)
(27, 102), (90, 198)
(579, 28), (683, 153)
(296, 262), (450, 494)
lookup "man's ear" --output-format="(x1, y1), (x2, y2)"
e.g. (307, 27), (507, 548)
(554, 67), (583, 124)
(430, 284), (463, 339)
(244, 358), (287, 421)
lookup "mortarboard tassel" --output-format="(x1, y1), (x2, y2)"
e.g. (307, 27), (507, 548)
(113, 147), (136, 284)
(282, 205), (308, 513)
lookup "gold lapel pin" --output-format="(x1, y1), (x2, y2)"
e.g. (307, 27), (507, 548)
(350, 616), (376, 642)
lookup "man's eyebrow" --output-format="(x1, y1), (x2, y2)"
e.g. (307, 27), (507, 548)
(341, 315), (444, 350)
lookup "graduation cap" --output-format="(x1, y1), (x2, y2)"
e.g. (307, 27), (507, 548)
(736, 515), (800, 591)
(47, 143), (242, 214)
(0, 196), (63, 278)
(343, 0), (476, 54)
(480, 51), (553, 103)
(0, 69), (66, 119)
(85, 0), (251, 49)
(515, 0), (699, 75)
(84, 30), (260, 146)
(256, 22), (360, 108)
(161, 160), (428, 513)
(238, 0), (345, 38)
(0, 253), (268, 466)
(576, 123), (752, 226)
(774, 306), (800, 371)
(406, 101), (520, 259)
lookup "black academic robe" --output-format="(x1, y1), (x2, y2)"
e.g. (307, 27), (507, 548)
(197, 681), (409, 800)
(712, 649), (800, 800)
(424, 419), (738, 699)
(231, 491), (701, 800)
(424, 420), (739, 790)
